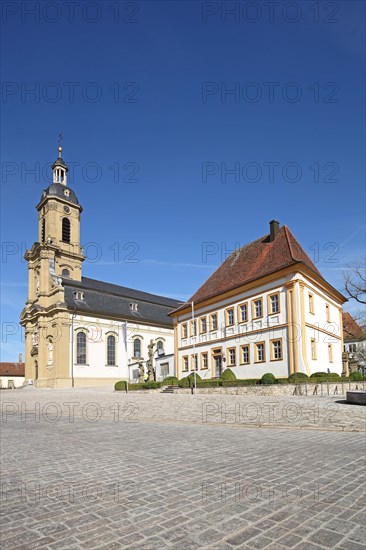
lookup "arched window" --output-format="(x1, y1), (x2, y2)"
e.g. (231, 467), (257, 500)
(62, 217), (71, 243)
(76, 331), (87, 364)
(133, 338), (141, 358)
(62, 269), (70, 278)
(107, 335), (116, 366)
(157, 340), (164, 355)
(41, 219), (45, 242)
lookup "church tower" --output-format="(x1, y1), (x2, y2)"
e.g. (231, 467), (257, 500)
(20, 144), (85, 387)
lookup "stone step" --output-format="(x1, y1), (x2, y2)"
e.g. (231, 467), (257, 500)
(161, 385), (179, 394)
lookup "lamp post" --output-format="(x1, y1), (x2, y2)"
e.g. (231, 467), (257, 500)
(192, 301), (197, 394)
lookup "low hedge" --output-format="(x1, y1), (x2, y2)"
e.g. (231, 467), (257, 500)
(162, 376), (179, 385)
(288, 372), (308, 381)
(196, 379), (222, 387)
(142, 381), (162, 389)
(349, 371), (364, 381)
(222, 379), (259, 386)
(115, 381), (162, 391)
(128, 383), (145, 390)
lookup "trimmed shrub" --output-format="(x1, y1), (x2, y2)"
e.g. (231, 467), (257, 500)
(178, 377), (190, 387)
(162, 376), (179, 385)
(277, 378), (289, 384)
(114, 380), (127, 391)
(349, 371), (364, 381)
(221, 368), (237, 381)
(310, 372), (328, 378)
(188, 372), (201, 383)
(261, 373), (277, 385)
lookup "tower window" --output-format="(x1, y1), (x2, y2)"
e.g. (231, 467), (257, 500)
(62, 269), (70, 278)
(62, 217), (71, 243)
(42, 219), (45, 242)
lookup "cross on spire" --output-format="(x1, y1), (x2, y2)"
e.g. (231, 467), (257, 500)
(58, 132), (63, 157)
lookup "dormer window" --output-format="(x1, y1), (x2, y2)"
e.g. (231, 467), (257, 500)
(130, 302), (138, 312)
(74, 291), (84, 301)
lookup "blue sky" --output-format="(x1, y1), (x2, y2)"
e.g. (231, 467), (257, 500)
(1, 0), (365, 361)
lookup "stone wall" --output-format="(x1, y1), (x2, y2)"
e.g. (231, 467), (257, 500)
(174, 381), (366, 397)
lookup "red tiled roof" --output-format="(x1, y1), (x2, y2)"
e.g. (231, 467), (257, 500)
(173, 225), (337, 313)
(342, 312), (366, 341)
(0, 363), (25, 376)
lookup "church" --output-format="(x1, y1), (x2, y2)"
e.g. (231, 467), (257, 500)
(20, 146), (182, 388)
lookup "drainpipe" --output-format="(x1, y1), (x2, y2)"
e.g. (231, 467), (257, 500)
(71, 307), (76, 388)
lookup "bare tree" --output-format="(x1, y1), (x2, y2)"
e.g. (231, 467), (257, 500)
(343, 262), (366, 305)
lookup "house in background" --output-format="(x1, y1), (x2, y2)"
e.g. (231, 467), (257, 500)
(20, 145), (181, 388)
(170, 220), (347, 380)
(0, 355), (25, 388)
(342, 312), (366, 375)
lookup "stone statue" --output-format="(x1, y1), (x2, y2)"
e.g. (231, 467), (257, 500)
(35, 272), (40, 294)
(32, 330), (39, 346)
(47, 340), (53, 367)
(138, 360), (145, 383)
(147, 340), (155, 381)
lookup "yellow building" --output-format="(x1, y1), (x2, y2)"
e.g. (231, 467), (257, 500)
(170, 221), (347, 380)
(20, 146), (181, 388)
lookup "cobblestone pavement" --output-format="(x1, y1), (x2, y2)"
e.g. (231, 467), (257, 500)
(1, 388), (365, 549)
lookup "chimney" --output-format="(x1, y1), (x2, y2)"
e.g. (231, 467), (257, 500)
(269, 219), (280, 242)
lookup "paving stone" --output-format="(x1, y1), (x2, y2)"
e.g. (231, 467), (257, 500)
(337, 541), (366, 550)
(348, 525), (366, 545)
(309, 528), (345, 547)
(246, 534), (273, 548)
(226, 527), (262, 546)
(1, 388), (365, 550)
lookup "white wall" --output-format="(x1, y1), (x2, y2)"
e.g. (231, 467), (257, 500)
(70, 315), (175, 381)
(175, 272), (344, 380)
(176, 274), (291, 380)
(0, 376), (25, 389)
(298, 275), (343, 375)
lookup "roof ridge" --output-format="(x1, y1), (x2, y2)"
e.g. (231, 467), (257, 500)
(74, 277), (182, 306)
(283, 225), (296, 261)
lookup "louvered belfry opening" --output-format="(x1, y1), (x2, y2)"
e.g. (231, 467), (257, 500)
(62, 217), (71, 243)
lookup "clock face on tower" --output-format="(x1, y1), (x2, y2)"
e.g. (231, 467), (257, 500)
(63, 205), (70, 214)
